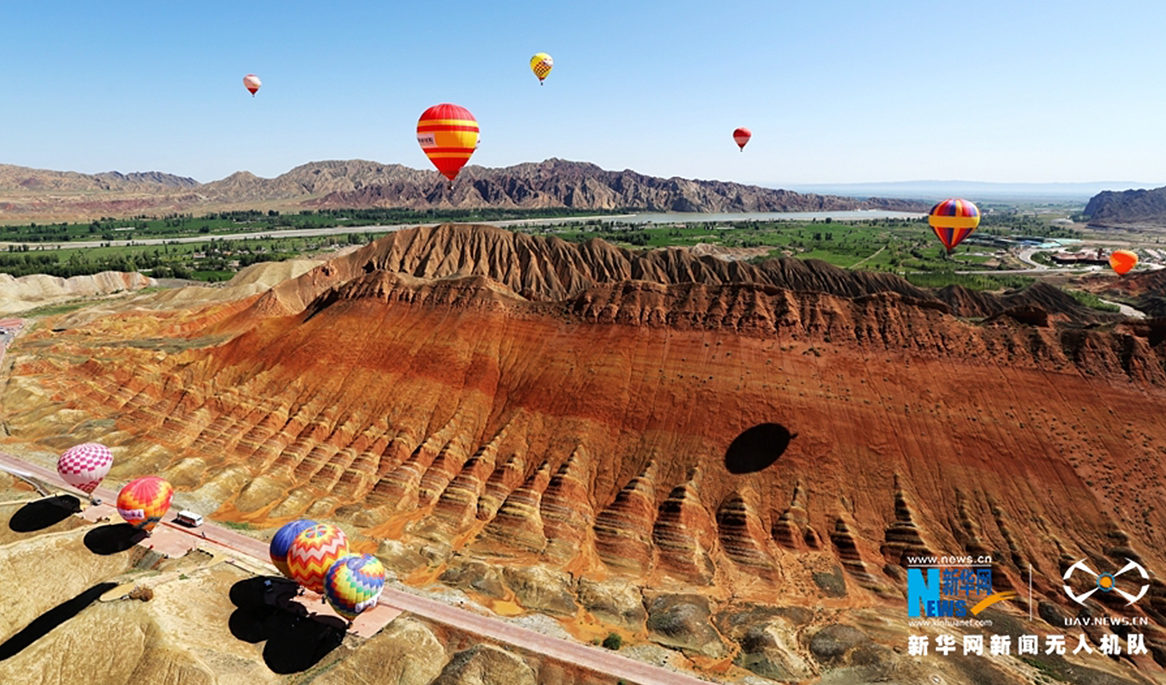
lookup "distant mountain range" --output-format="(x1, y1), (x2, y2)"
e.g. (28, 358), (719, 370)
(0, 159), (927, 222)
(1082, 185), (1166, 227)
(782, 180), (1160, 202)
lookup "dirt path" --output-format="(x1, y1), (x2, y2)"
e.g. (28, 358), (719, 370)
(847, 245), (884, 270)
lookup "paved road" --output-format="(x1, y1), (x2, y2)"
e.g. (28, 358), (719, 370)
(0, 451), (712, 685)
(0, 215), (636, 251)
(1017, 246), (1049, 270)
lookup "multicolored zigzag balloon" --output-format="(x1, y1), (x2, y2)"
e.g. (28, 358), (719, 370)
(324, 554), (386, 621)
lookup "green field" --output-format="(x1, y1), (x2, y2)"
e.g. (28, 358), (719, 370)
(0, 207), (621, 243)
(1, 207), (1094, 291)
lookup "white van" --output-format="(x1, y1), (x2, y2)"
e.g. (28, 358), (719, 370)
(176, 510), (203, 527)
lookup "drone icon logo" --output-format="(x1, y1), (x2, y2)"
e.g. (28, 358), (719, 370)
(1062, 558), (1149, 606)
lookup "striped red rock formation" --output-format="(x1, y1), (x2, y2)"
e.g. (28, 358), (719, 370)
(594, 460), (658, 574)
(477, 455), (525, 521)
(475, 461), (553, 555)
(716, 488), (779, 580)
(652, 468), (717, 584)
(771, 482), (816, 551)
(540, 446), (596, 563)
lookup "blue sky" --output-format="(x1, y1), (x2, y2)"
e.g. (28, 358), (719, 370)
(1, 1), (1163, 186)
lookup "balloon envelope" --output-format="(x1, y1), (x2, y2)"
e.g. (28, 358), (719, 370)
(928, 198), (980, 252)
(324, 554), (386, 621)
(269, 519), (318, 578)
(57, 443), (113, 494)
(116, 476), (174, 532)
(530, 53), (553, 83)
(1110, 250), (1138, 275)
(287, 524), (349, 594)
(243, 74), (261, 95)
(417, 103), (479, 183)
(733, 127), (752, 150)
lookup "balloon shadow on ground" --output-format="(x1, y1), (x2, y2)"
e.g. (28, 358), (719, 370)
(0, 582), (117, 661)
(84, 523), (147, 555)
(724, 423), (797, 474)
(228, 577), (346, 674)
(8, 495), (81, 533)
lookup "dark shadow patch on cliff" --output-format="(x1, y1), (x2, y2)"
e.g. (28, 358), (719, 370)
(725, 423), (795, 474)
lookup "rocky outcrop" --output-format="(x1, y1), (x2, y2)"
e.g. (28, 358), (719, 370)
(576, 578), (646, 631)
(431, 644), (537, 685)
(0, 271), (156, 315)
(501, 566), (578, 617)
(644, 594), (727, 658)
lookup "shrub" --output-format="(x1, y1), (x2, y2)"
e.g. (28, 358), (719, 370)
(602, 632), (623, 650)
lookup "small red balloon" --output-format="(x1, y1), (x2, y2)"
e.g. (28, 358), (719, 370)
(733, 127), (752, 151)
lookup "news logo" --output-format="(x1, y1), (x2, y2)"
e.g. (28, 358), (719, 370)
(907, 555), (1016, 619)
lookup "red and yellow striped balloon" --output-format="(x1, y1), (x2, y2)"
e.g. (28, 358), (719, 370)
(287, 524), (349, 594)
(928, 198), (981, 252)
(116, 476), (175, 533)
(417, 103), (479, 184)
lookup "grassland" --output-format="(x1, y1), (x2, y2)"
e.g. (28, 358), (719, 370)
(0, 206), (1101, 293)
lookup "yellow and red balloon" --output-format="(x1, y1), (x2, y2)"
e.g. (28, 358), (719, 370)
(417, 103), (479, 185)
(116, 476), (175, 533)
(928, 198), (980, 252)
(530, 53), (553, 85)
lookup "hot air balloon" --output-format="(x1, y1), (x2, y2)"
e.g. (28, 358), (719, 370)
(57, 443), (113, 495)
(928, 198), (981, 252)
(116, 476), (174, 533)
(243, 74), (262, 97)
(733, 127), (752, 151)
(269, 519), (318, 578)
(417, 103), (479, 187)
(324, 554), (386, 621)
(530, 53), (553, 85)
(287, 523), (349, 594)
(1110, 250), (1138, 275)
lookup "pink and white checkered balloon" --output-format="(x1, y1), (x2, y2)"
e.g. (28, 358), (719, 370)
(57, 443), (113, 494)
